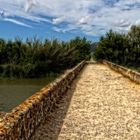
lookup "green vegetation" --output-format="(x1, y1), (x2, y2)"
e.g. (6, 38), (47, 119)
(94, 25), (140, 72)
(0, 37), (91, 78)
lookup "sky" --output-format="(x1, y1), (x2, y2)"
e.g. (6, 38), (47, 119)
(0, 0), (140, 41)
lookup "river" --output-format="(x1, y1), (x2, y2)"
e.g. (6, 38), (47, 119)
(0, 76), (57, 112)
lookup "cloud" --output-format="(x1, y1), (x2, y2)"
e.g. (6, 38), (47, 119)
(135, 19), (140, 25)
(3, 18), (32, 28)
(25, 0), (36, 12)
(52, 17), (66, 25)
(52, 27), (64, 33)
(0, 0), (140, 37)
(78, 15), (93, 25)
(113, 19), (131, 28)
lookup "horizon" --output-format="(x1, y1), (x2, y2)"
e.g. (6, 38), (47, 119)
(0, 0), (140, 41)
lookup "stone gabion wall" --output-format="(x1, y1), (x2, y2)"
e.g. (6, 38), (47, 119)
(103, 60), (140, 84)
(0, 61), (86, 140)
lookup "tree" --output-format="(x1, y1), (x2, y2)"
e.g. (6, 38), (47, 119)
(127, 25), (140, 65)
(94, 30), (129, 64)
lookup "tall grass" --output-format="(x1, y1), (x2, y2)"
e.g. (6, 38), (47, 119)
(0, 37), (91, 78)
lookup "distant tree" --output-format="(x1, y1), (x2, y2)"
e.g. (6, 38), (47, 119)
(0, 37), (91, 78)
(69, 37), (91, 60)
(94, 30), (129, 64)
(127, 25), (140, 65)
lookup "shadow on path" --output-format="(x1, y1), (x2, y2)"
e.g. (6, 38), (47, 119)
(32, 66), (86, 140)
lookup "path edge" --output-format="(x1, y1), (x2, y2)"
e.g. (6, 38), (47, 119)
(102, 60), (140, 84)
(0, 61), (86, 140)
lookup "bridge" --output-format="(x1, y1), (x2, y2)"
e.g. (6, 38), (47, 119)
(32, 62), (140, 139)
(0, 61), (140, 140)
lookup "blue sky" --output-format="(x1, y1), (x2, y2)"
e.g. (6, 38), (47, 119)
(0, 0), (140, 41)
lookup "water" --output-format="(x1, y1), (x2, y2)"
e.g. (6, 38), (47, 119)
(0, 76), (57, 112)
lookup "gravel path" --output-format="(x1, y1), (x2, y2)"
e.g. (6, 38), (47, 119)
(33, 64), (140, 140)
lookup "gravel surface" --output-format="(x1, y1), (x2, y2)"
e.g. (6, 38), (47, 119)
(33, 64), (140, 140)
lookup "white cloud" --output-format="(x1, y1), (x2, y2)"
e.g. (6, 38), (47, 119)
(25, 0), (36, 12)
(52, 17), (66, 25)
(78, 15), (93, 25)
(112, 19), (131, 28)
(0, 0), (140, 37)
(52, 27), (63, 33)
(136, 19), (140, 25)
(3, 18), (32, 28)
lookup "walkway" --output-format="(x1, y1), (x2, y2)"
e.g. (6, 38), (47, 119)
(33, 64), (140, 140)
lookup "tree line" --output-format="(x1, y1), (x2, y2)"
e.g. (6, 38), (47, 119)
(94, 25), (140, 71)
(0, 37), (91, 78)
